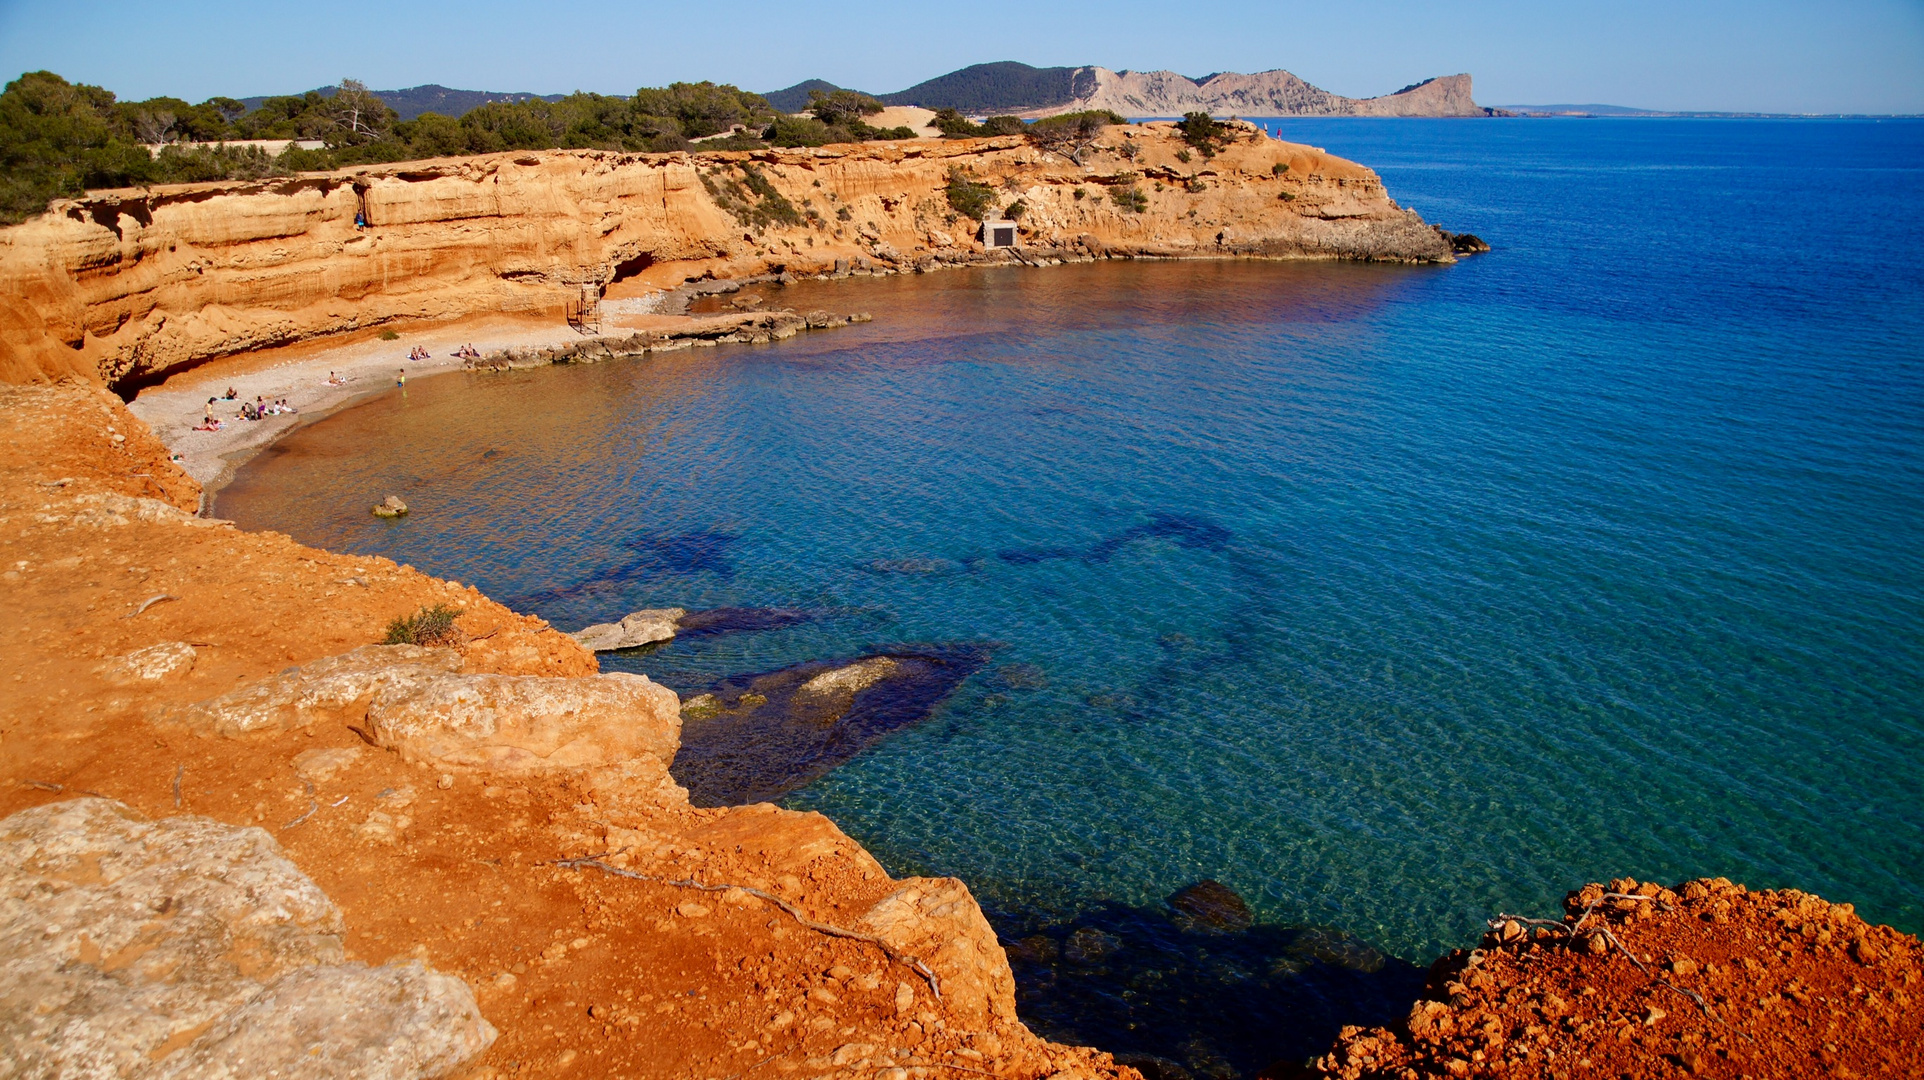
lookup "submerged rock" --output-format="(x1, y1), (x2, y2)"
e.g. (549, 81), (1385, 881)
(570, 607), (686, 652)
(674, 606), (813, 637)
(1169, 879), (1255, 934)
(994, 898), (1421, 1079)
(669, 646), (991, 806)
(0, 797), (493, 1079)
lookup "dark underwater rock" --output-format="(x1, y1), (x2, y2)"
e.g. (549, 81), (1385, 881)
(997, 512), (1232, 566)
(674, 606), (813, 637)
(1169, 879), (1255, 934)
(669, 645), (992, 806)
(992, 899), (1422, 1080)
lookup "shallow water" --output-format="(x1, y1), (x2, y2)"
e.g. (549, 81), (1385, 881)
(221, 120), (1924, 1009)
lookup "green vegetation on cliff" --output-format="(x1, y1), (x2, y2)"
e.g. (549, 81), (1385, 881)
(0, 71), (778, 223)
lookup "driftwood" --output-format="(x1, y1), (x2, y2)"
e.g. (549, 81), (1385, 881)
(553, 855), (942, 1001)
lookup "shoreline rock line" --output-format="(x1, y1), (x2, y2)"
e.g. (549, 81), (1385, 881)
(1, 121), (1456, 391)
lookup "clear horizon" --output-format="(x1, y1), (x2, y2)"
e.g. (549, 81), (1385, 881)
(1, 0), (1920, 115)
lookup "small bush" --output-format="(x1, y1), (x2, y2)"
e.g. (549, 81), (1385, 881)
(1110, 185), (1148, 213)
(1073, 187), (1087, 201)
(1277, 190), (1296, 202)
(944, 166), (997, 220)
(1005, 199), (1027, 220)
(1175, 149), (1191, 164)
(383, 604), (461, 646)
(379, 329), (400, 340)
(1185, 178), (1207, 193)
(1272, 162), (1289, 175)
(1177, 112), (1228, 157)
(981, 115), (1026, 135)
(931, 108), (982, 138)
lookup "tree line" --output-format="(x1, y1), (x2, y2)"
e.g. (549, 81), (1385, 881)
(0, 71), (1128, 226)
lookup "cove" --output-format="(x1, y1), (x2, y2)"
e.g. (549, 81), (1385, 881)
(219, 119), (1924, 1073)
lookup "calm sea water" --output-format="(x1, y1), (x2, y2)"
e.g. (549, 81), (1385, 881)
(219, 121), (1924, 974)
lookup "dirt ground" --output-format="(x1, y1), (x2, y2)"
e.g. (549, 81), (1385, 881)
(1313, 877), (1923, 1079)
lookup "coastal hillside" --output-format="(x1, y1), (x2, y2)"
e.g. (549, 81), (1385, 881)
(0, 121), (1452, 391)
(769, 62), (1494, 117)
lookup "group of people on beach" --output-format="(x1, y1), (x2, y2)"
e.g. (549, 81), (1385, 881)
(454, 343), (482, 364)
(407, 345), (431, 362)
(196, 394), (295, 431)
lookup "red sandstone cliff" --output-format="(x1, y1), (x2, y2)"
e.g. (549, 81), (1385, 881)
(0, 123), (1449, 391)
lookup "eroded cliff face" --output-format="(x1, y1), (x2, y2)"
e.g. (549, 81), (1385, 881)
(0, 122), (1449, 391)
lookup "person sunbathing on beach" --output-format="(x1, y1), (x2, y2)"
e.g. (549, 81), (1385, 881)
(224, 387), (237, 400)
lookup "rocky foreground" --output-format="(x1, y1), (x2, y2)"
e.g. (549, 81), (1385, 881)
(1318, 877), (1923, 1079)
(0, 380), (1127, 1079)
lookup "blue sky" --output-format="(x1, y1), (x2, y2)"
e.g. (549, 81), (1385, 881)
(2, 0), (1920, 113)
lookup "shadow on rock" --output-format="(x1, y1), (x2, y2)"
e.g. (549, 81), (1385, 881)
(998, 512), (1232, 567)
(990, 882), (1423, 1080)
(670, 645), (993, 807)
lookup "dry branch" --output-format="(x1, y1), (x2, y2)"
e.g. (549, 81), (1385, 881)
(553, 855), (942, 1002)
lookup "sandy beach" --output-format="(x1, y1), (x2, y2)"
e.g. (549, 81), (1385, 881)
(124, 297), (804, 508)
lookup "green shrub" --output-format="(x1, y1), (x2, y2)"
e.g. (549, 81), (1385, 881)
(931, 108), (981, 138)
(980, 115), (1026, 136)
(1026, 109), (1123, 164)
(1005, 199), (1027, 220)
(383, 604), (461, 646)
(806, 89), (884, 127)
(379, 329), (400, 340)
(1185, 178), (1207, 193)
(1073, 187), (1087, 200)
(1175, 149), (1191, 164)
(1277, 190), (1296, 201)
(1177, 112), (1228, 157)
(1110, 185), (1148, 213)
(1272, 161), (1289, 175)
(944, 166), (996, 219)
(764, 114), (835, 147)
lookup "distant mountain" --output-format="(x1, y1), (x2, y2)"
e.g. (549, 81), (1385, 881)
(879, 62), (1098, 113)
(763, 62), (1493, 118)
(238, 84), (565, 121)
(763, 79), (845, 112)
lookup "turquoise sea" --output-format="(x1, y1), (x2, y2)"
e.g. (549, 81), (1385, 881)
(219, 119), (1924, 1069)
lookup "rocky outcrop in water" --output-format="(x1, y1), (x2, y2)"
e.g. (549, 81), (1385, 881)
(673, 647), (991, 806)
(0, 797), (494, 1079)
(1, 122), (1451, 390)
(571, 607), (687, 652)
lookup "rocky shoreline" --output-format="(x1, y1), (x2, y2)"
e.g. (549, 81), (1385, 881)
(4, 127), (1914, 1080)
